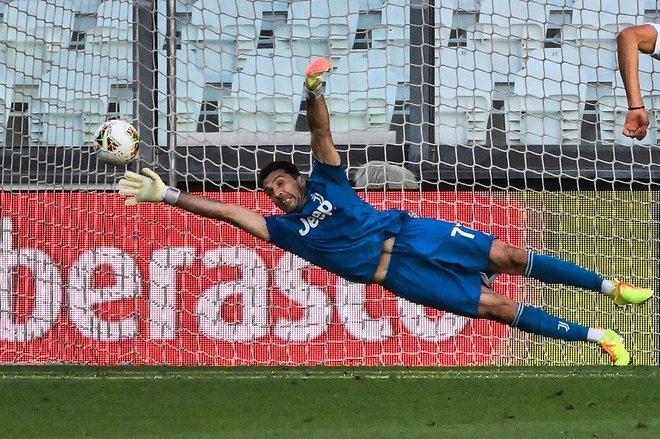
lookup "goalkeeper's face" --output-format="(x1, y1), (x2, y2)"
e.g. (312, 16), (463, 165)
(262, 169), (307, 213)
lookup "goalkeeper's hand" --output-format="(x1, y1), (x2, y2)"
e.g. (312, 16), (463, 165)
(118, 168), (166, 206)
(305, 58), (334, 96)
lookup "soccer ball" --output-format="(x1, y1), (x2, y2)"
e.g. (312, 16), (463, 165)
(93, 120), (140, 166)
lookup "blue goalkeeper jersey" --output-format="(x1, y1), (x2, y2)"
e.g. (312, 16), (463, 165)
(265, 161), (411, 283)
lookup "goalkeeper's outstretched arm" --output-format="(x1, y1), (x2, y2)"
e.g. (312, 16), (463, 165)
(305, 58), (340, 166)
(118, 169), (270, 241)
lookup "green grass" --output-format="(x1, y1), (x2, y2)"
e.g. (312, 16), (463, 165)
(0, 366), (658, 438)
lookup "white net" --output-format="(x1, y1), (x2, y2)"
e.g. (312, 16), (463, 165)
(0, 0), (657, 365)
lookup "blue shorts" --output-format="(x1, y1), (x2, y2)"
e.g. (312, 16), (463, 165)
(382, 218), (495, 318)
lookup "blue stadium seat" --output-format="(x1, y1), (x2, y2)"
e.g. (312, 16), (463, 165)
(0, 0), (76, 85)
(505, 47), (585, 145)
(0, 1), (77, 144)
(434, 0), (457, 46)
(560, 25), (619, 73)
(371, 0), (409, 82)
(0, 62), (15, 138)
(65, 0), (103, 14)
(435, 95), (490, 146)
(468, 0), (546, 82)
(478, 0), (552, 28)
(85, 0), (133, 82)
(571, 0), (645, 28)
(506, 94), (581, 146)
(282, 0), (360, 61)
(562, 0), (644, 74)
(326, 50), (402, 132)
(0, 96), (7, 142)
(32, 50), (109, 146)
(188, 0), (266, 83)
(175, 44), (206, 132)
(435, 47), (493, 145)
(231, 50), (304, 132)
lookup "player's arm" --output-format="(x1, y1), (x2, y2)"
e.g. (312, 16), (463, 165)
(118, 169), (271, 241)
(617, 24), (658, 139)
(617, 24), (658, 108)
(305, 59), (340, 166)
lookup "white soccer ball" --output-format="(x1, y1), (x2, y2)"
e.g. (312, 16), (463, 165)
(93, 120), (140, 166)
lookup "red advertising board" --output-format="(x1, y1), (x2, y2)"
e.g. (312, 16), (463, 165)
(0, 191), (524, 365)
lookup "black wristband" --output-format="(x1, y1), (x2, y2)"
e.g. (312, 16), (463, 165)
(628, 105), (645, 110)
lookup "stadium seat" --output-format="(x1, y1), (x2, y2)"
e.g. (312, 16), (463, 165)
(85, 0), (133, 82)
(371, 0), (409, 82)
(0, 62), (15, 137)
(175, 44), (206, 133)
(32, 50), (109, 146)
(64, 0), (102, 14)
(505, 47), (590, 145)
(437, 48), (494, 102)
(434, 0), (457, 46)
(0, 0), (10, 127)
(0, 0), (76, 85)
(1, 0), (76, 43)
(436, 95), (490, 145)
(188, 0), (265, 82)
(284, 0), (360, 61)
(0, 1), (81, 145)
(513, 47), (586, 98)
(469, 1), (549, 82)
(560, 25), (619, 73)
(435, 47), (493, 145)
(505, 94), (581, 145)
(562, 0), (643, 75)
(467, 23), (544, 82)
(325, 50), (402, 132)
(231, 50), (304, 132)
(571, 0), (645, 28)
(478, 0), (552, 28)
(0, 97), (6, 142)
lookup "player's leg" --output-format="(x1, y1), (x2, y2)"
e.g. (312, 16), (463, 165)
(477, 289), (630, 366)
(487, 239), (653, 306)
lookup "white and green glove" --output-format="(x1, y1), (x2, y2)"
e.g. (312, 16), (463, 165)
(118, 168), (180, 206)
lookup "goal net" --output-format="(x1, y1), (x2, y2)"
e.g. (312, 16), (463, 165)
(0, 0), (657, 366)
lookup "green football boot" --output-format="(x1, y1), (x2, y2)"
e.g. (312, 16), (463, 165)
(611, 280), (653, 306)
(597, 329), (630, 366)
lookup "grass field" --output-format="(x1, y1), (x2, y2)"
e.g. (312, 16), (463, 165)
(0, 366), (658, 438)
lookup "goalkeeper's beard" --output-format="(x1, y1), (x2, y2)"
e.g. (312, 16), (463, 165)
(276, 193), (307, 213)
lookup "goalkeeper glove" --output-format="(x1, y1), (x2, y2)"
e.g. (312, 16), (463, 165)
(118, 168), (180, 207)
(304, 58), (333, 100)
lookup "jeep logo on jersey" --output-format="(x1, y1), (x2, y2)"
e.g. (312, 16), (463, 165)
(298, 193), (334, 236)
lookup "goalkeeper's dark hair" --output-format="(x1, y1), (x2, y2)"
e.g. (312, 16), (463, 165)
(258, 161), (301, 189)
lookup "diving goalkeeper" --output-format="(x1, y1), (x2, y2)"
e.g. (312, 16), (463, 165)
(118, 58), (654, 366)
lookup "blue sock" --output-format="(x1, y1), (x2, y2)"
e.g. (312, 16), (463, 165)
(511, 304), (589, 341)
(526, 252), (604, 292)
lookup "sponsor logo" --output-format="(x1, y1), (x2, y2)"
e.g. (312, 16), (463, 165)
(298, 193), (334, 236)
(0, 191), (523, 365)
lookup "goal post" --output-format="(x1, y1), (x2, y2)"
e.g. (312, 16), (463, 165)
(0, 0), (657, 366)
